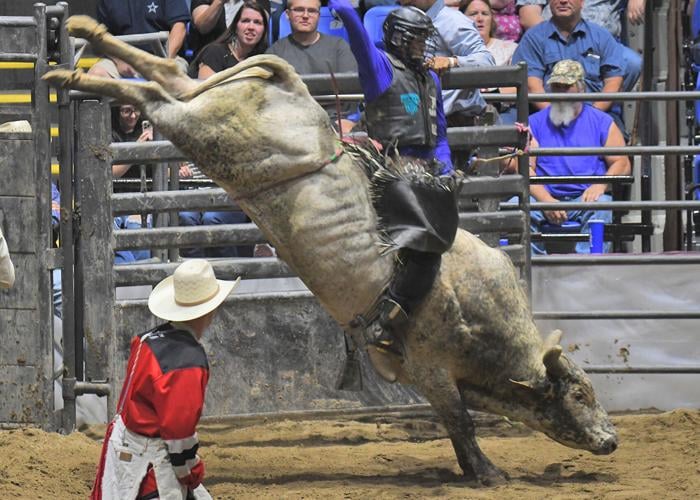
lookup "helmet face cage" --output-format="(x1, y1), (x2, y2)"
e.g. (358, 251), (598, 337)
(383, 8), (438, 72)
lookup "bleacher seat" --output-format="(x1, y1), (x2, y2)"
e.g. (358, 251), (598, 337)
(363, 5), (400, 49)
(276, 7), (350, 43)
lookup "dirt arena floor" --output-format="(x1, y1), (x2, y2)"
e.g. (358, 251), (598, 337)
(0, 408), (697, 499)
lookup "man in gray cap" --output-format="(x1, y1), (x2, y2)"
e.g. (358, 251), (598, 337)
(512, 59), (630, 254)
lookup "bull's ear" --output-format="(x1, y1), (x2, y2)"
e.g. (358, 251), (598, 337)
(509, 378), (538, 402)
(543, 344), (568, 379)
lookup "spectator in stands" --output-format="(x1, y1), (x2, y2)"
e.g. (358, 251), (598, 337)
(329, 0), (459, 361)
(0, 226), (15, 289)
(513, 60), (631, 254)
(90, 0), (191, 78)
(178, 207), (254, 258)
(401, 0), (495, 131)
(189, 0), (271, 57)
(482, 0), (521, 41)
(451, 0), (521, 42)
(462, 0), (518, 122)
(111, 104), (154, 264)
(517, 0), (638, 38)
(511, 0), (640, 132)
(462, 0), (517, 65)
(180, 5), (262, 258)
(267, 0), (358, 131)
(91, 259), (239, 499)
(50, 182), (63, 316)
(189, 0), (269, 78)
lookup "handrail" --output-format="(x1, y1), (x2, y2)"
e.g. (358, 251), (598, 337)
(502, 200), (700, 210)
(485, 90), (700, 102)
(107, 140), (700, 164)
(72, 31), (169, 49)
(530, 175), (634, 184)
(532, 145), (700, 156)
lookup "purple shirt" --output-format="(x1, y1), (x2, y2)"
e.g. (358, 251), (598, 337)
(531, 104), (613, 198)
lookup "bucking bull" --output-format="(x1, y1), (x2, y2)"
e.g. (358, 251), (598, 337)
(44, 16), (617, 485)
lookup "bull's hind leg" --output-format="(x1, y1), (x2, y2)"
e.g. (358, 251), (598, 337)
(42, 69), (175, 108)
(65, 16), (197, 98)
(417, 378), (508, 486)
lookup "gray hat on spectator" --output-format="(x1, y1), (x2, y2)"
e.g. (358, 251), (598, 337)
(546, 59), (585, 86)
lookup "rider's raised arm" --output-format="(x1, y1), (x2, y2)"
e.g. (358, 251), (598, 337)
(328, 0), (393, 102)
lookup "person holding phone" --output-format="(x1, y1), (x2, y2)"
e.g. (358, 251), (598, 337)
(111, 104), (155, 264)
(112, 105), (153, 180)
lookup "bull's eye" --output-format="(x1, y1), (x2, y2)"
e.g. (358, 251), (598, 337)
(574, 391), (585, 403)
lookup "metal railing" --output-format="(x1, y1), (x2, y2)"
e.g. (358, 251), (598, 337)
(7, 9), (698, 431)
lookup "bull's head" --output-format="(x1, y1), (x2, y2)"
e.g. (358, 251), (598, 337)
(510, 331), (618, 455)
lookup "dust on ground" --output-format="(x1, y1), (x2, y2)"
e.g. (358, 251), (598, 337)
(1, 409), (698, 499)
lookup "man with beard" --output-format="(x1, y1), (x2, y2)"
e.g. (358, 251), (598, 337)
(517, 60), (630, 254)
(511, 0), (639, 134)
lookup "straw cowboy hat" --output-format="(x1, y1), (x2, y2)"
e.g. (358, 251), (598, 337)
(148, 259), (240, 322)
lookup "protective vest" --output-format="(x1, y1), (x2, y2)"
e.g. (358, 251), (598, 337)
(365, 53), (437, 149)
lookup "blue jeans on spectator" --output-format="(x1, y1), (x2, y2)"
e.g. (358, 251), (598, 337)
(510, 194), (613, 254)
(499, 105), (518, 125)
(52, 268), (62, 318)
(179, 210), (253, 258)
(609, 45), (642, 136)
(114, 215), (151, 264)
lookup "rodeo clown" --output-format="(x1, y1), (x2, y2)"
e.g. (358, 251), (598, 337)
(91, 259), (240, 499)
(0, 226), (15, 289)
(330, 0), (459, 365)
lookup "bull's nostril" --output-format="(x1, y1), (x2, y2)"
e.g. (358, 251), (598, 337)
(601, 437), (617, 454)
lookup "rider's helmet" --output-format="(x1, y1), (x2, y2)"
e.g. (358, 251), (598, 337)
(382, 6), (437, 72)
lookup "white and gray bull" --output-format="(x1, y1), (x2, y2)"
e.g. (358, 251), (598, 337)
(45, 16), (617, 485)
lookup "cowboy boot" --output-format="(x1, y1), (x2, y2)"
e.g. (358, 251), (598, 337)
(366, 297), (409, 356)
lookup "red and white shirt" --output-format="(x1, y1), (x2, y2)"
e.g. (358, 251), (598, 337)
(92, 322), (209, 499)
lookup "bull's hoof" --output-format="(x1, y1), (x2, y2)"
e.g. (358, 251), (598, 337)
(459, 460), (510, 487)
(473, 466), (509, 487)
(66, 15), (108, 40)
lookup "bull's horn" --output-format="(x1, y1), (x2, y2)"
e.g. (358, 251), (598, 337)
(509, 379), (534, 390)
(543, 329), (563, 350)
(542, 344), (567, 378)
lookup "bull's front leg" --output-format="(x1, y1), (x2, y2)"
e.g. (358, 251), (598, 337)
(419, 379), (508, 486)
(43, 69), (174, 109)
